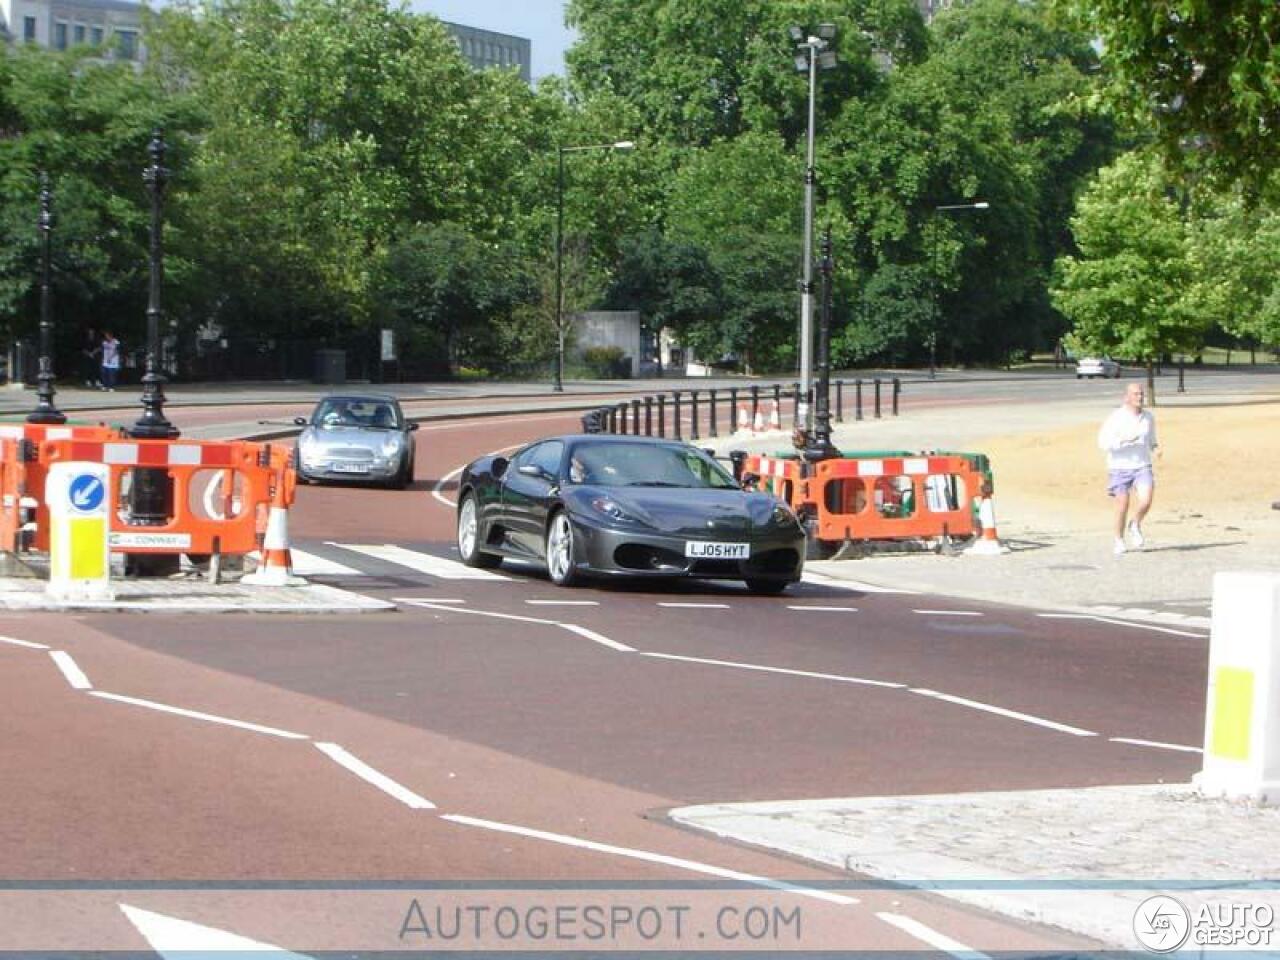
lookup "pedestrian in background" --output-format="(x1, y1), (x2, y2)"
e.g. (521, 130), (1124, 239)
(99, 331), (120, 391)
(82, 327), (99, 387)
(1097, 382), (1159, 555)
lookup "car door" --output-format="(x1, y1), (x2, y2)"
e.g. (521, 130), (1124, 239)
(501, 441), (564, 556)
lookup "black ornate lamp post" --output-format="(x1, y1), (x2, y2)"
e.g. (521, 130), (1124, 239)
(28, 171), (66, 425)
(804, 227), (838, 462)
(127, 131), (179, 575)
(554, 139), (634, 393)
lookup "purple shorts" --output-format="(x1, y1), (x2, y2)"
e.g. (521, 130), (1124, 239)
(1107, 466), (1154, 497)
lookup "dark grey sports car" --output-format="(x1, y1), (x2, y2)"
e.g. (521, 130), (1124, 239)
(455, 435), (805, 593)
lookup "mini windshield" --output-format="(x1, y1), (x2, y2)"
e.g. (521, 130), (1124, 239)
(567, 441), (738, 489)
(313, 398), (400, 429)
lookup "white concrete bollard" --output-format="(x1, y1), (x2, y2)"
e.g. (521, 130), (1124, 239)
(46, 462), (114, 602)
(1195, 571), (1280, 804)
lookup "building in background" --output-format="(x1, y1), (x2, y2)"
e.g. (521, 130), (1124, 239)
(0, 0), (144, 59)
(1, 1), (531, 83)
(442, 21), (530, 84)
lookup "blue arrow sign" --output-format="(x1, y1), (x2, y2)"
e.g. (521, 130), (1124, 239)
(69, 473), (105, 513)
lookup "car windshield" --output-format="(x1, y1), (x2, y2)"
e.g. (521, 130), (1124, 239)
(567, 441), (738, 489)
(313, 398), (399, 429)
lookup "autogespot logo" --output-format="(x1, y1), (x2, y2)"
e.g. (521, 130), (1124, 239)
(1134, 895), (1192, 953)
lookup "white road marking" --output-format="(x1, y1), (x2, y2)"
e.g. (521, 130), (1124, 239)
(89, 691), (310, 740)
(526, 599), (600, 606)
(875, 911), (990, 960)
(49, 650), (92, 690)
(642, 652), (904, 689)
(314, 742), (435, 809)
(1036, 613), (1208, 639)
(331, 543), (508, 581)
(1109, 737), (1203, 754)
(442, 814), (858, 905)
(396, 598), (558, 626)
(421, 598), (466, 604)
(119, 903), (311, 957)
(913, 609), (983, 617)
(282, 548), (363, 576)
(909, 688), (1096, 737)
(559, 623), (635, 653)
(0, 635), (48, 649)
(786, 605), (858, 612)
(657, 602), (731, 609)
(802, 571), (917, 594)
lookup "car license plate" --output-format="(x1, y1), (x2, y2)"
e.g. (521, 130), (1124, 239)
(333, 463), (370, 474)
(685, 541), (749, 560)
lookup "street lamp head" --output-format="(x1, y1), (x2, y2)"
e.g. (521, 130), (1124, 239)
(788, 25), (804, 43)
(817, 50), (839, 70)
(612, 140), (635, 151)
(816, 22), (837, 41)
(973, 201), (990, 209)
(794, 52), (810, 73)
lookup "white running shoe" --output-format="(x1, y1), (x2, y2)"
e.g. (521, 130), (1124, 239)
(1128, 521), (1145, 548)
(1114, 538), (1127, 556)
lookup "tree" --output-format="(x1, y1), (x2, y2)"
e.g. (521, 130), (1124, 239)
(1057, 0), (1280, 189)
(1052, 150), (1208, 396)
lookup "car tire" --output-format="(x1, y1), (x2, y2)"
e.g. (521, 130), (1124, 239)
(457, 493), (501, 569)
(545, 510), (581, 587)
(391, 457), (410, 490)
(745, 578), (789, 596)
(1075, 374), (1082, 380)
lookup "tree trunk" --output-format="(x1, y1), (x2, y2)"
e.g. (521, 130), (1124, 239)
(1146, 360), (1157, 406)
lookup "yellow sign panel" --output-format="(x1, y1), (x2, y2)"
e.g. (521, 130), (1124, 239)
(68, 517), (107, 580)
(1211, 666), (1255, 761)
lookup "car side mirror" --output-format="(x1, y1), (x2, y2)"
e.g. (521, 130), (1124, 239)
(492, 457), (509, 478)
(293, 417), (307, 426)
(408, 422), (419, 431)
(740, 472), (761, 491)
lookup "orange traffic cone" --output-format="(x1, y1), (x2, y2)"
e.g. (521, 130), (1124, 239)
(737, 402), (752, 434)
(753, 405), (765, 433)
(966, 492), (1008, 555)
(242, 493), (307, 586)
(768, 400), (782, 432)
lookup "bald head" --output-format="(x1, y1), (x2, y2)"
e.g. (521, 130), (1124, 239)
(1124, 382), (1146, 412)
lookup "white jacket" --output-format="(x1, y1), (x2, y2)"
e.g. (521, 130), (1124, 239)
(1097, 406), (1157, 470)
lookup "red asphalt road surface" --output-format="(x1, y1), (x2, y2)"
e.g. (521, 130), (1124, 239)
(0, 399), (1208, 954)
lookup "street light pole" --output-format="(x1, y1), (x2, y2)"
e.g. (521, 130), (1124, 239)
(929, 201), (989, 381)
(28, 170), (66, 425)
(127, 130), (179, 577)
(790, 24), (837, 432)
(553, 140), (634, 394)
(804, 227), (838, 461)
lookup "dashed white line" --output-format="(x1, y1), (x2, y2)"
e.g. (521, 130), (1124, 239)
(558, 623), (635, 653)
(657, 602), (731, 609)
(913, 609), (983, 617)
(442, 814), (858, 905)
(89, 692), (310, 740)
(909, 688), (1096, 737)
(1109, 737), (1203, 754)
(0, 635), (49, 649)
(526, 600), (600, 606)
(875, 911), (990, 960)
(49, 650), (92, 690)
(314, 742), (435, 809)
(1036, 613), (1208, 638)
(786, 605), (858, 612)
(642, 652), (903, 689)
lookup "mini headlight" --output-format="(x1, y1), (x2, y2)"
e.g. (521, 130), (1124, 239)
(381, 436), (403, 457)
(590, 497), (639, 524)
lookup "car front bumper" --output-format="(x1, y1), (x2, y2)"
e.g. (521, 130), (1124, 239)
(570, 517), (805, 583)
(299, 458), (401, 482)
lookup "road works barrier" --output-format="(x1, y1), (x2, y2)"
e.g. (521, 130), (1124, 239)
(739, 450), (1001, 555)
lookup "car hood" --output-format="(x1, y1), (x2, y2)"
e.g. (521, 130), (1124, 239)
(564, 486), (788, 536)
(301, 426), (397, 449)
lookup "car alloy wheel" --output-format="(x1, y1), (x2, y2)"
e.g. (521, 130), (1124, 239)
(546, 511), (579, 587)
(458, 494), (502, 569)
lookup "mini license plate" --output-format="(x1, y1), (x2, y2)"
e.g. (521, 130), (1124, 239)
(685, 541), (750, 560)
(332, 462), (370, 474)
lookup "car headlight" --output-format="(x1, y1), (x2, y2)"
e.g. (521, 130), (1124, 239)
(772, 503), (798, 526)
(590, 497), (640, 524)
(381, 435), (403, 457)
(299, 434), (320, 455)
